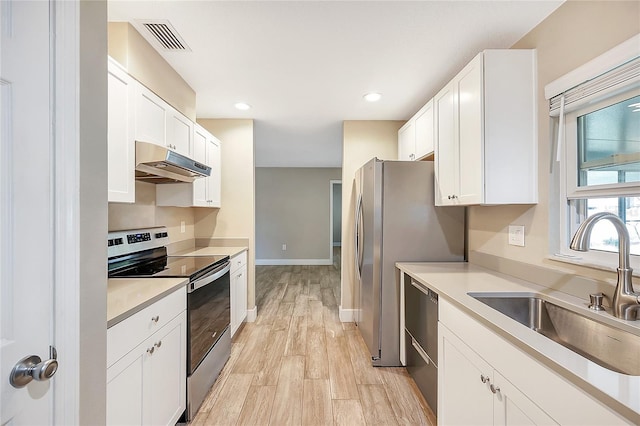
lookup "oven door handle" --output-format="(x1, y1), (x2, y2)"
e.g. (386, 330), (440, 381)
(188, 261), (231, 293)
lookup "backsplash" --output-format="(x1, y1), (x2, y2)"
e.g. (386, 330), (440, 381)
(108, 181), (195, 245)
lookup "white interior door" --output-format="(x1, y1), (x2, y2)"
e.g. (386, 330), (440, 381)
(1, 1), (56, 423)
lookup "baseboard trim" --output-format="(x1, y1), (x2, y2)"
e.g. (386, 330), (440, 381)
(246, 306), (257, 322)
(339, 306), (356, 323)
(255, 259), (332, 266)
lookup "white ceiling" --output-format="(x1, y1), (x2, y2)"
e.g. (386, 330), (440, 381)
(108, 1), (563, 167)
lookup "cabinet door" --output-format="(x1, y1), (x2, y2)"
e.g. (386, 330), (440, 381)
(135, 84), (167, 147)
(439, 323), (493, 426)
(168, 109), (192, 156)
(192, 127), (208, 207)
(434, 83), (458, 206)
(455, 53), (484, 205)
(106, 346), (145, 425)
(230, 263), (247, 337)
(107, 59), (135, 203)
(414, 100), (434, 159)
(146, 312), (187, 426)
(398, 120), (415, 161)
(493, 371), (557, 426)
(207, 136), (222, 207)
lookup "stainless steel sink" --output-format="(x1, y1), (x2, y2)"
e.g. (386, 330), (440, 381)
(468, 293), (640, 376)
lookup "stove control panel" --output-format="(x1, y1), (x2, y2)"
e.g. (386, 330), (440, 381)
(127, 232), (151, 244)
(107, 226), (170, 259)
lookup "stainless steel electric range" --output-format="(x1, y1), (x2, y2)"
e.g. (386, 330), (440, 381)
(107, 226), (231, 421)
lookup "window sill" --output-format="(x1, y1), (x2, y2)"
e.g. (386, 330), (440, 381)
(548, 253), (640, 278)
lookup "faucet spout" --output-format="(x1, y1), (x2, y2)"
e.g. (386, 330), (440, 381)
(569, 212), (640, 320)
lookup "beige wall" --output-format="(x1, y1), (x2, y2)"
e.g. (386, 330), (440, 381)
(467, 1), (640, 286)
(108, 22), (196, 120)
(341, 121), (403, 310)
(194, 119), (256, 308)
(255, 167), (341, 262)
(108, 181), (196, 250)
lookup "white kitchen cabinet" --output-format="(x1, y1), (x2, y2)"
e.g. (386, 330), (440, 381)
(107, 58), (135, 203)
(230, 250), (248, 337)
(107, 287), (187, 426)
(398, 100), (435, 161)
(134, 82), (192, 157)
(438, 298), (628, 425)
(434, 50), (537, 206)
(156, 124), (222, 208)
(398, 120), (416, 161)
(439, 323), (555, 426)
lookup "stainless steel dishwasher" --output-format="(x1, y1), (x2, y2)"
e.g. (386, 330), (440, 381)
(404, 276), (438, 415)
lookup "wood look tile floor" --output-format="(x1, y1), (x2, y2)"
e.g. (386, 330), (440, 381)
(190, 249), (435, 426)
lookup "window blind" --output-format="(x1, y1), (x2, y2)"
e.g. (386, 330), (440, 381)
(549, 57), (640, 117)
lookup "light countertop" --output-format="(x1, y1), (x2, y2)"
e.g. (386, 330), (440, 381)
(107, 277), (188, 328)
(172, 246), (247, 257)
(396, 261), (640, 418)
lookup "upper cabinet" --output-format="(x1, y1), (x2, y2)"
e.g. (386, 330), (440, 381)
(156, 124), (222, 208)
(134, 83), (192, 157)
(434, 50), (537, 206)
(398, 100), (434, 161)
(108, 58), (135, 203)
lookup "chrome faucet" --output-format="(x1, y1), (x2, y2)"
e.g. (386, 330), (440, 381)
(570, 212), (640, 320)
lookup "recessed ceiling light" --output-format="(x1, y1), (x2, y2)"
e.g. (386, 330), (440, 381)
(234, 102), (251, 111)
(363, 92), (382, 102)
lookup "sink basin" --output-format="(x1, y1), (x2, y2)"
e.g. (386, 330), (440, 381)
(468, 293), (640, 376)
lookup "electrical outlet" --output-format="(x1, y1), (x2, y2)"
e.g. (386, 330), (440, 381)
(282, 244), (287, 251)
(508, 225), (525, 247)
(181, 221), (186, 233)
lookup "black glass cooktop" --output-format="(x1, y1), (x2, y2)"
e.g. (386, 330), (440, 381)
(109, 250), (228, 280)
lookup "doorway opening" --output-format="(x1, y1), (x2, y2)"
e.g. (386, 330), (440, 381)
(330, 180), (342, 274)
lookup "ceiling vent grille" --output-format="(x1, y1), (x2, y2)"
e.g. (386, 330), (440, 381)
(139, 20), (191, 52)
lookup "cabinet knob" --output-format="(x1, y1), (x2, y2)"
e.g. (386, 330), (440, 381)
(480, 374), (490, 384)
(151, 315), (160, 323)
(147, 346), (155, 355)
(490, 384), (500, 395)
(154, 340), (162, 349)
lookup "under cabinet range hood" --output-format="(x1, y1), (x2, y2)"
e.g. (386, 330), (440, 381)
(135, 141), (211, 184)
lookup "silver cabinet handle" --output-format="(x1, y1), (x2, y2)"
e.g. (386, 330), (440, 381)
(147, 346), (155, 355)
(480, 374), (490, 384)
(490, 383), (500, 394)
(154, 340), (162, 349)
(151, 315), (160, 323)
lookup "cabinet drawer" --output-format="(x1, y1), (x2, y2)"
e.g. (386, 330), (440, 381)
(107, 286), (186, 368)
(405, 330), (437, 416)
(230, 251), (247, 273)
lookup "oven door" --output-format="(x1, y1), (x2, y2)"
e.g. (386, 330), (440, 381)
(186, 261), (231, 375)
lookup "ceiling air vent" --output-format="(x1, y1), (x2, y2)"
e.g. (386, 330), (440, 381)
(139, 20), (191, 52)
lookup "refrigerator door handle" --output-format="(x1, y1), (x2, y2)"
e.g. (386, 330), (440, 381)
(354, 194), (363, 280)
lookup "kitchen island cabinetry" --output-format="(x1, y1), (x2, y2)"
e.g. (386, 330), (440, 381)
(107, 286), (186, 426)
(230, 250), (248, 337)
(434, 50), (537, 206)
(398, 100), (434, 161)
(438, 297), (628, 425)
(156, 124), (222, 208)
(107, 58), (135, 203)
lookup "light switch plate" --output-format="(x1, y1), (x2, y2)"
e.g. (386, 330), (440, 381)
(508, 225), (525, 247)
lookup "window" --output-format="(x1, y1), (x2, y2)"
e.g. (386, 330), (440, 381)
(549, 39), (640, 269)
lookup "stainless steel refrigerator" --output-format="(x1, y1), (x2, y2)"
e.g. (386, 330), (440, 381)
(353, 158), (465, 366)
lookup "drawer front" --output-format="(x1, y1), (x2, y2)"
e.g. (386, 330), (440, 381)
(108, 286), (186, 367)
(230, 251), (247, 273)
(405, 330), (438, 416)
(405, 279), (438, 361)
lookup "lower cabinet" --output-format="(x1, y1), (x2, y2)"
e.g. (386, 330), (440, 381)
(439, 323), (555, 425)
(438, 299), (629, 425)
(230, 251), (248, 337)
(107, 289), (186, 426)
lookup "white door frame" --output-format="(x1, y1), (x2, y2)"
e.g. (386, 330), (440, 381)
(329, 180), (342, 259)
(53, 1), (108, 424)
